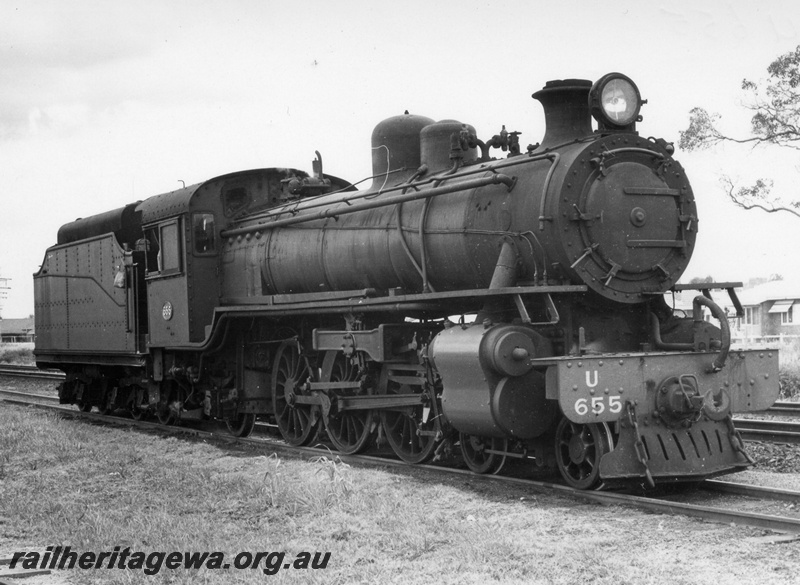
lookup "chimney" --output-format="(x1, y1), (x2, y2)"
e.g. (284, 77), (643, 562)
(531, 79), (593, 150)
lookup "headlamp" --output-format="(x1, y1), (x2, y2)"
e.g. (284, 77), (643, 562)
(589, 73), (642, 129)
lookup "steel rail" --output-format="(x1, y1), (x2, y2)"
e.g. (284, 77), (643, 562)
(734, 418), (800, 444)
(0, 388), (60, 404)
(702, 479), (800, 503)
(765, 402), (800, 416)
(4, 393), (800, 535)
(0, 364), (64, 380)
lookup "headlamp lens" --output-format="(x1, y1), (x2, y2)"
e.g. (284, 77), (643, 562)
(600, 78), (638, 125)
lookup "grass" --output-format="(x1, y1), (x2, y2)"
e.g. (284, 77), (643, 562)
(0, 343), (34, 365)
(776, 338), (800, 400)
(1, 406), (800, 584)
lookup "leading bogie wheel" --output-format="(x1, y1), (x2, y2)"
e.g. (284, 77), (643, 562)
(554, 418), (613, 490)
(459, 433), (508, 474)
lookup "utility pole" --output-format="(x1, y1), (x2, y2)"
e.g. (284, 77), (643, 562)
(0, 276), (9, 319)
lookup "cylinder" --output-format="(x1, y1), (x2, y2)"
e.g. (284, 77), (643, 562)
(430, 323), (557, 439)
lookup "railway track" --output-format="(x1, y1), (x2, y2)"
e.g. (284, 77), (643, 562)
(2, 386), (800, 536)
(4, 364), (800, 413)
(734, 418), (800, 444)
(4, 364), (800, 443)
(765, 401), (800, 416)
(0, 364), (64, 380)
(0, 556), (53, 583)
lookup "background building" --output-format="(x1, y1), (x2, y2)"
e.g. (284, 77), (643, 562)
(0, 317), (35, 343)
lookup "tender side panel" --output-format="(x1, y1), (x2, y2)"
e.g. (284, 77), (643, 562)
(34, 234), (136, 354)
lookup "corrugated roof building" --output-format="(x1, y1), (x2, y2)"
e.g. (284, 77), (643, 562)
(0, 317), (35, 342)
(733, 278), (800, 341)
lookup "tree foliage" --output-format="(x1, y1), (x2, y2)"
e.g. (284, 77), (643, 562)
(689, 275), (715, 285)
(679, 44), (800, 217)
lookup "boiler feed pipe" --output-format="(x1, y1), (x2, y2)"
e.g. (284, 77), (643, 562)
(221, 173), (515, 239)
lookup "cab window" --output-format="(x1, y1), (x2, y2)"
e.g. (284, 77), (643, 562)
(193, 213), (216, 254)
(160, 220), (181, 273)
(137, 229), (160, 274)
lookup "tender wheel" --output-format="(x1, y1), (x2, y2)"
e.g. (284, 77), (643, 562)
(156, 404), (177, 425)
(378, 365), (438, 464)
(76, 402), (92, 413)
(321, 351), (375, 455)
(99, 389), (116, 416)
(554, 418), (612, 490)
(130, 404), (146, 421)
(460, 433), (507, 474)
(156, 383), (179, 426)
(226, 413), (257, 438)
(271, 341), (320, 446)
(128, 387), (148, 420)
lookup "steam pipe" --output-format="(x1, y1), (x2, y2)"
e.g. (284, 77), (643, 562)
(649, 312), (692, 351)
(693, 295), (731, 372)
(221, 173), (515, 238)
(238, 150), (559, 226)
(649, 296), (731, 373)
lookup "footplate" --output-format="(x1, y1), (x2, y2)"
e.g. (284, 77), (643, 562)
(545, 349), (779, 424)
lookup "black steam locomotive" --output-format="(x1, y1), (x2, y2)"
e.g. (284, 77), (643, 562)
(34, 73), (779, 489)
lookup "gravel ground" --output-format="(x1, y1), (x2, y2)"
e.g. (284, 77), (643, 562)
(728, 441), (800, 490)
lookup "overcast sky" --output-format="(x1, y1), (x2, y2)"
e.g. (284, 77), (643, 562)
(1, 1), (799, 318)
